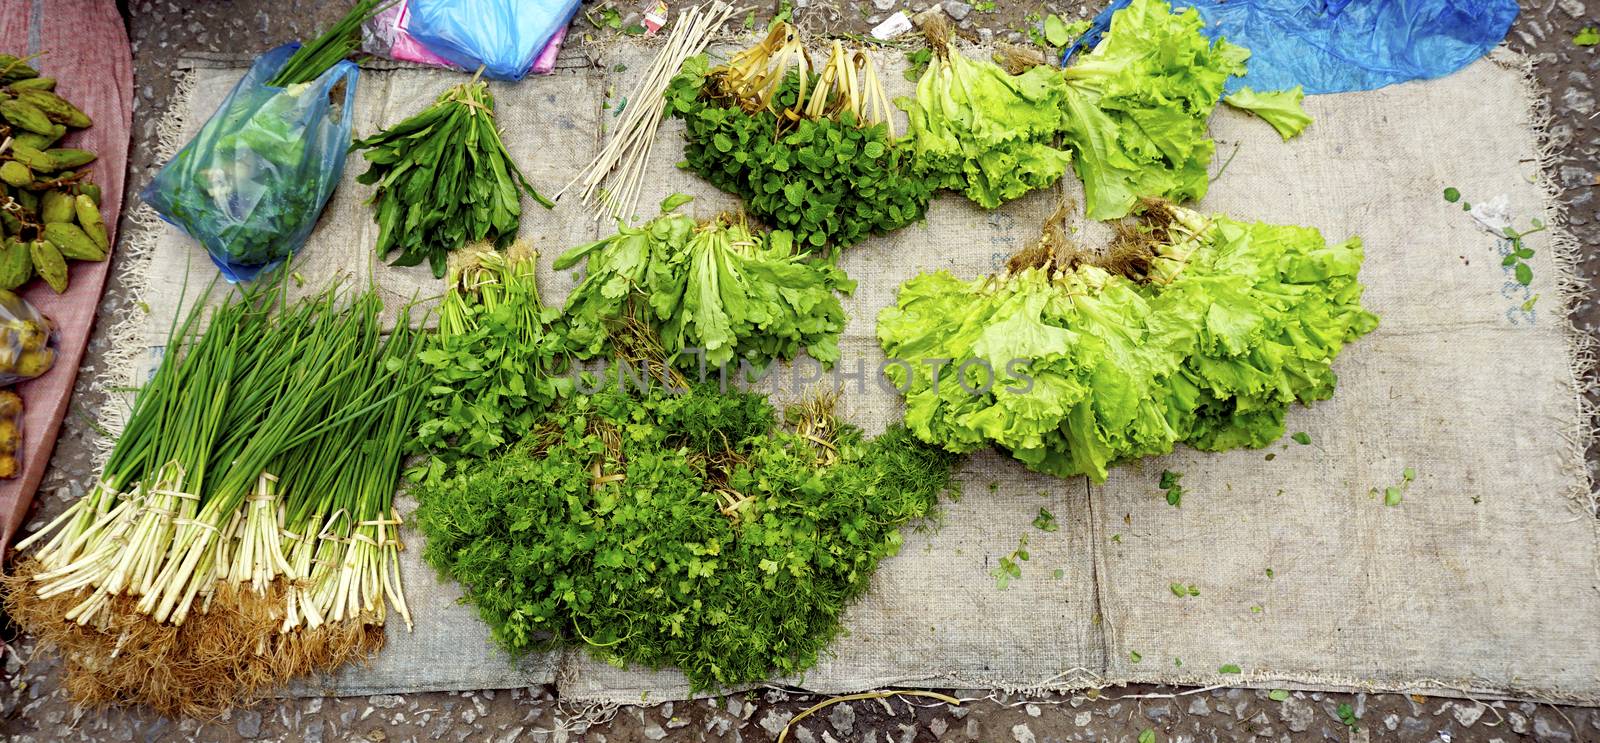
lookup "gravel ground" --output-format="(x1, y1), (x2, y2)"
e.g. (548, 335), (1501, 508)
(4, 1), (1600, 741)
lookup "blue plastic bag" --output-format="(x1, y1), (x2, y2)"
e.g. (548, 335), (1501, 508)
(143, 44), (357, 282)
(1064, 0), (1518, 95)
(407, 0), (582, 81)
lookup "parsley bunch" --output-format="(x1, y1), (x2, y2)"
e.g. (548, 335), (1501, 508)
(553, 195), (853, 372)
(666, 25), (932, 252)
(353, 80), (552, 278)
(412, 244), (573, 481)
(413, 374), (957, 691)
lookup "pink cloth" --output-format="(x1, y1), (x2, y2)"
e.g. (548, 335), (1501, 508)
(0, 0), (133, 553)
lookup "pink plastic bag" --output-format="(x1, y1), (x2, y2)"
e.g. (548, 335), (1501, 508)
(364, 1), (569, 76)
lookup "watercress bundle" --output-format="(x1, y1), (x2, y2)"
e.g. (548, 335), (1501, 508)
(667, 24), (932, 252)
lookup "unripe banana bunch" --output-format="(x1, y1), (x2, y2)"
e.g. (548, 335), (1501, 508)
(0, 53), (108, 294)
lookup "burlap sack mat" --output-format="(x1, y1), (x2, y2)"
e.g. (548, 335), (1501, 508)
(97, 40), (1598, 704)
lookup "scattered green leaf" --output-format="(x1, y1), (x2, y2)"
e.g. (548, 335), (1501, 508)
(1219, 663), (1242, 674)
(905, 48), (933, 83)
(1443, 186), (1460, 203)
(1575, 26), (1600, 46)
(1268, 689), (1289, 701)
(1159, 469), (1184, 507)
(1138, 729), (1157, 743)
(1129, 650), (1143, 663)
(1265, 567), (1274, 578)
(1033, 507), (1060, 532)
(1290, 431), (1311, 446)
(1384, 486), (1403, 506)
(1337, 702), (1358, 728)
(993, 534), (1031, 590)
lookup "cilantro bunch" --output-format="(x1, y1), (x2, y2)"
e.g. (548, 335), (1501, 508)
(666, 25), (932, 252)
(412, 245), (572, 481)
(554, 195), (853, 372)
(413, 377), (957, 691)
(877, 201), (1379, 481)
(353, 81), (552, 278)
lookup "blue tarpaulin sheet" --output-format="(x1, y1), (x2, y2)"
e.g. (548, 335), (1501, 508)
(1063, 0), (1519, 95)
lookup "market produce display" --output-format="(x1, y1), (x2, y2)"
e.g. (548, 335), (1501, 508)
(1058, 0), (1248, 220)
(4, 277), (425, 716)
(554, 196), (852, 371)
(142, 0), (387, 281)
(668, 24), (932, 250)
(353, 80), (552, 278)
(0, 55), (109, 293)
(898, 17), (1073, 210)
(877, 201), (1378, 482)
(414, 357), (956, 691)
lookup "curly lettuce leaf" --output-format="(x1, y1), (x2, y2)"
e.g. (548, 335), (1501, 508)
(557, 206), (849, 372)
(1223, 86), (1312, 140)
(898, 45), (1072, 209)
(1060, 0), (1248, 220)
(877, 205), (1378, 482)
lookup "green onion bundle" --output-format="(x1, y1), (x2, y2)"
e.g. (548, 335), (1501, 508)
(269, 0), (396, 88)
(4, 276), (425, 716)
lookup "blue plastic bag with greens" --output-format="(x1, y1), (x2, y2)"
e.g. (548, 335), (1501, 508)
(143, 43), (358, 282)
(406, 0), (581, 81)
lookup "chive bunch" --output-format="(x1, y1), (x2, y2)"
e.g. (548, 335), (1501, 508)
(5, 275), (426, 716)
(269, 0), (396, 87)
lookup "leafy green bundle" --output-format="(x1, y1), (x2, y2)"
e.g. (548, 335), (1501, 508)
(414, 372), (956, 691)
(1058, 0), (1248, 219)
(667, 25), (932, 251)
(413, 244), (572, 479)
(353, 81), (551, 278)
(876, 202), (1378, 482)
(554, 195), (853, 371)
(898, 17), (1073, 209)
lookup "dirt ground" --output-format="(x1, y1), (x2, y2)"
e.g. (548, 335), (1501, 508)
(4, 0), (1600, 741)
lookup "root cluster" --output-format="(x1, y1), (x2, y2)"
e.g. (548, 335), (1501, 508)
(4, 560), (384, 718)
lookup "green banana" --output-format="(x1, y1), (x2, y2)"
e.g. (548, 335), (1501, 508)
(74, 193), (108, 252)
(0, 162), (31, 188)
(40, 190), (73, 223)
(0, 98), (53, 134)
(7, 77), (54, 92)
(0, 56), (39, 84)
(13, 89), (90, 128)
(0, 238), (32, 291)
(11, 125), (62, 150)
(45, 148), (95, 169)
(28, 238), (66, 293)
(43, 222), (104, 261)
(8, 143), (55, 172)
